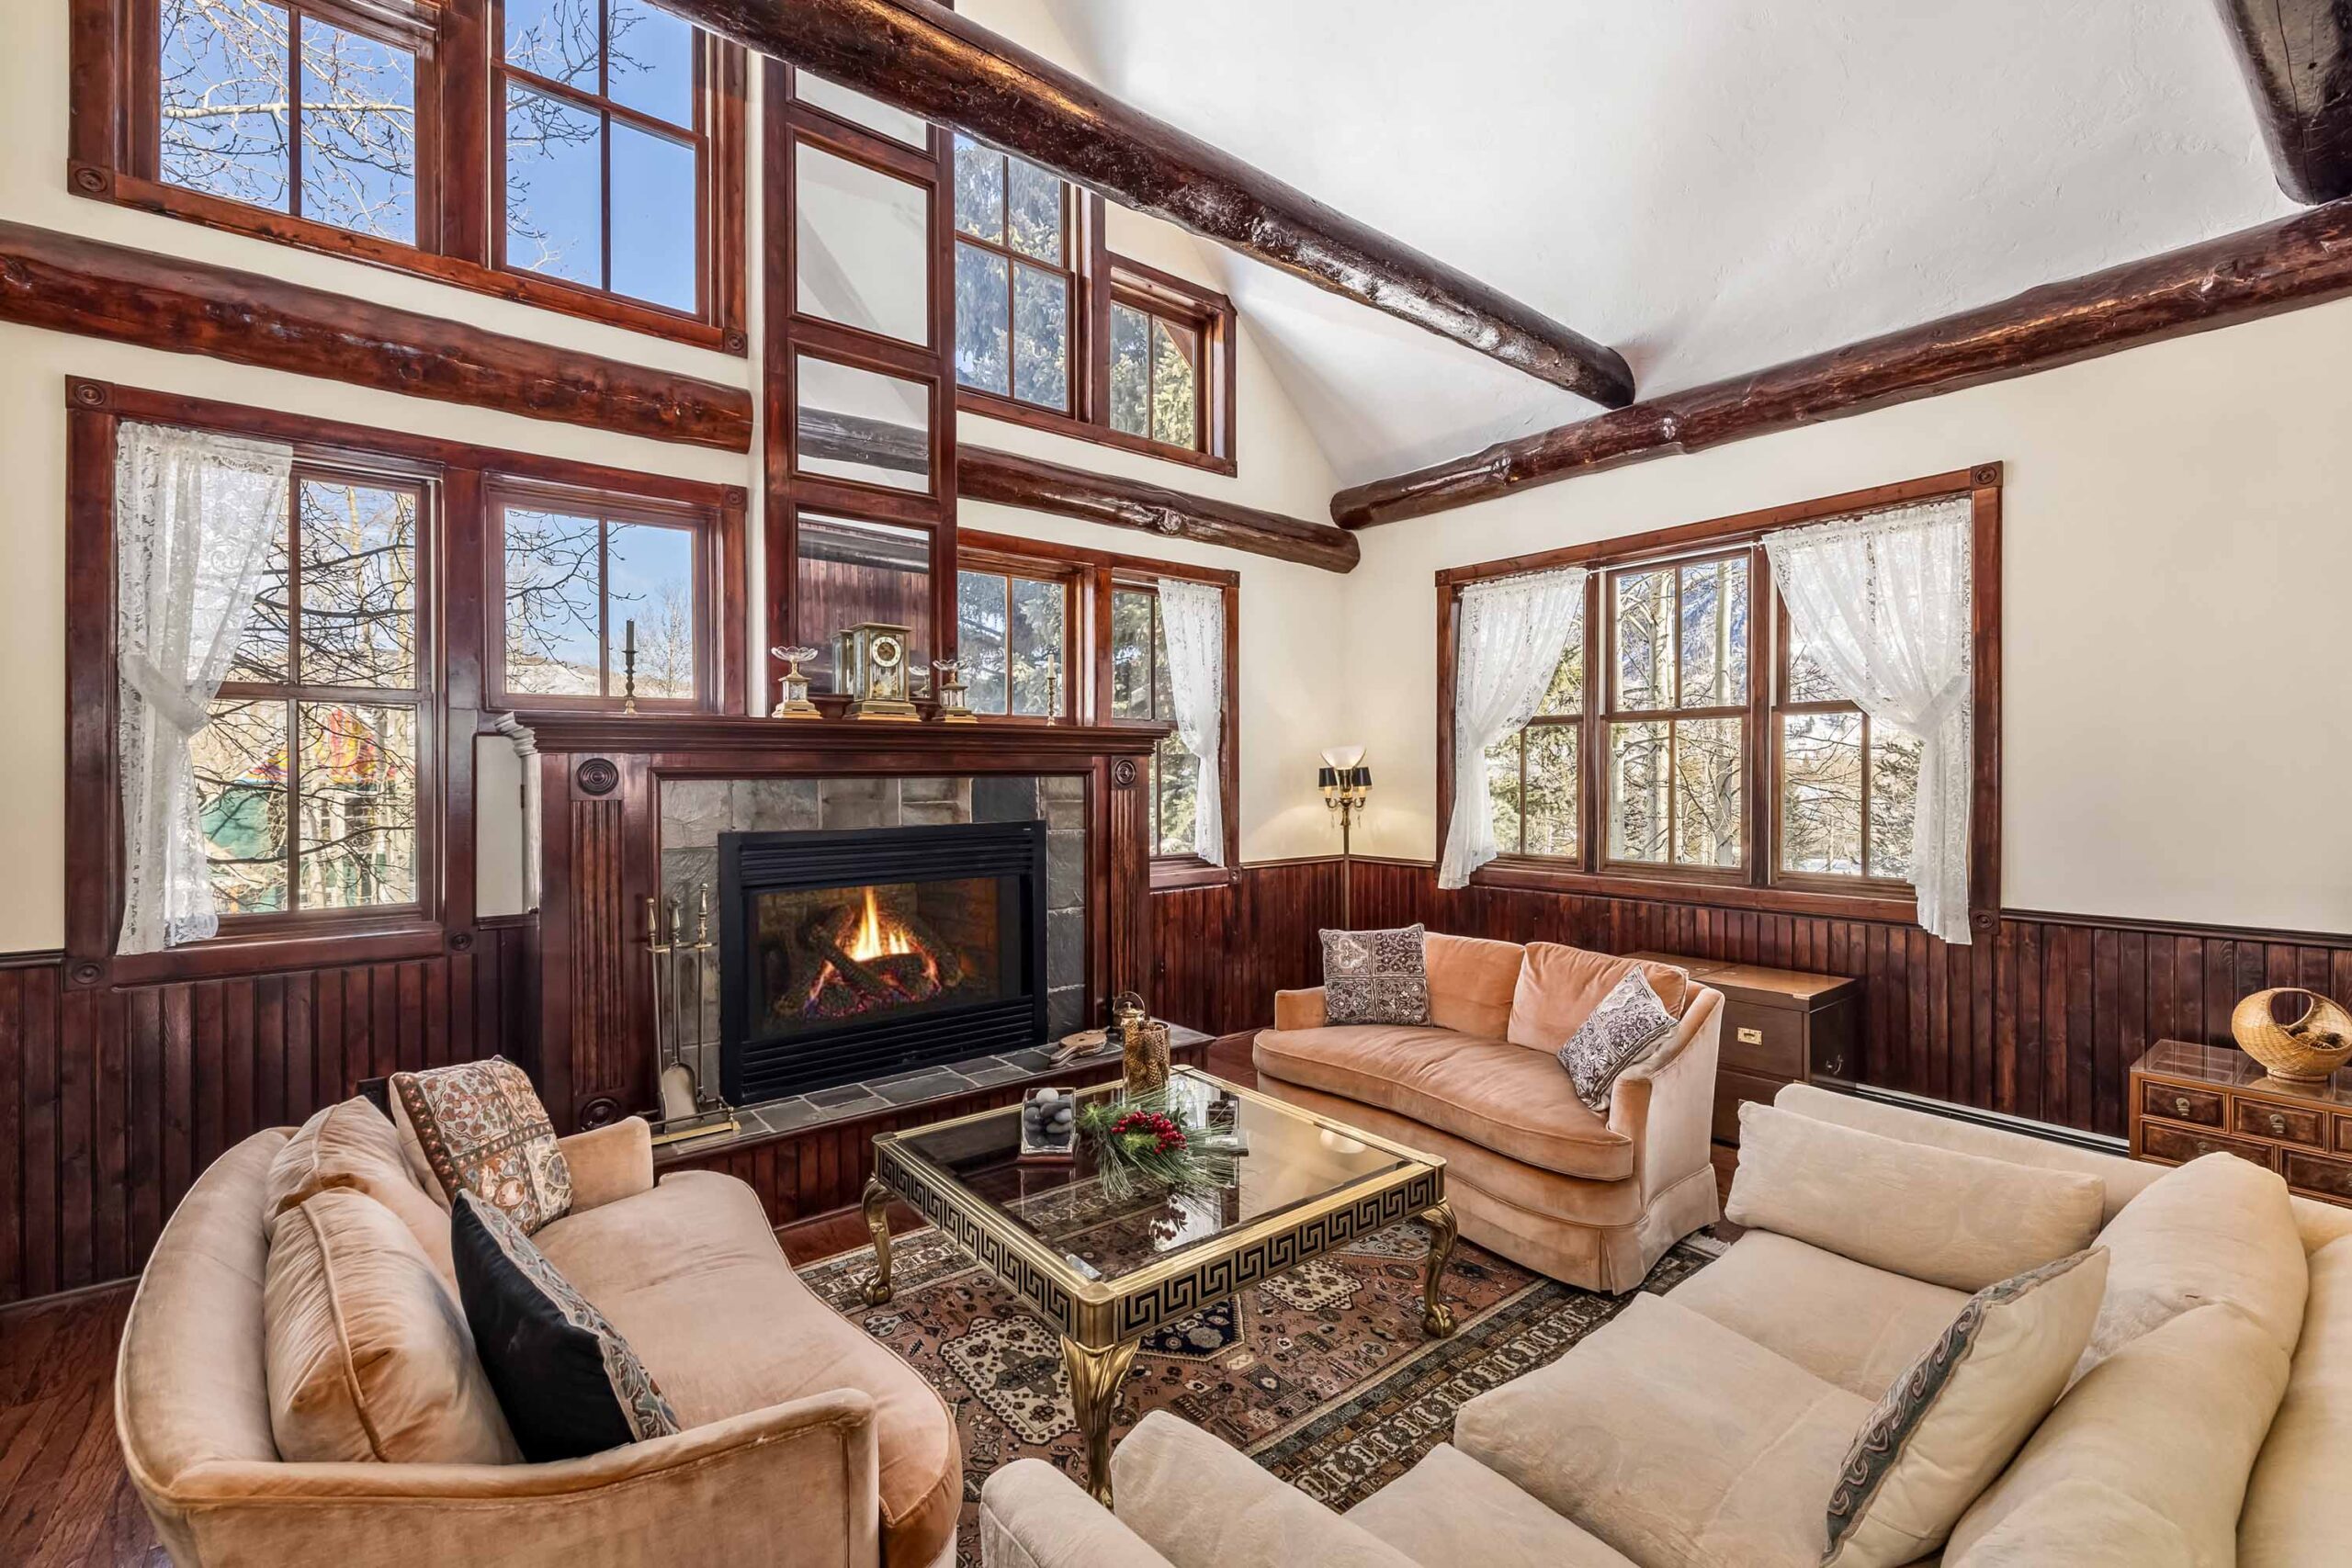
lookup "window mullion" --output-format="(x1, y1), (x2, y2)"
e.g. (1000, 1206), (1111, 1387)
(1859, 709), (1873, 880)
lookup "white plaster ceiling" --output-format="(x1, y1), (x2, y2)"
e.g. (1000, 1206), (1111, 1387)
(1036, 0), (2297, 488)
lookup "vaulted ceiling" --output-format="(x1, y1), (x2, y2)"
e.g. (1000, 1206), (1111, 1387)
(1038, 0), (2298, 485)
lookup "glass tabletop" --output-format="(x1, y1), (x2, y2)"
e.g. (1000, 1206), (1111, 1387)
(894, 1069), (1419, 1283)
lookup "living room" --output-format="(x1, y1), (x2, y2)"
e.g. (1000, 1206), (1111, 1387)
(4, 1), (2350, 1564)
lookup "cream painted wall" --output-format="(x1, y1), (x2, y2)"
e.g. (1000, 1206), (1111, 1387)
(1339, 298), (2352, 935)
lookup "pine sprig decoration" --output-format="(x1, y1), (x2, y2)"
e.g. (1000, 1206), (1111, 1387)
(1076, 1088), (1238, 1200)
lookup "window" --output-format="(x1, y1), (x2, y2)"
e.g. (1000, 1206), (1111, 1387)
(1107, 262), (1228, 457)
(198, 464), (428, 919)
(952, 134), (1077, 412)
(1108, 584), (1204, 858)
(78, 0), (748, 345)
(1442, 469), (2000, 919)
(955, 562), (1070, 718)
(492, 483), (713, 707)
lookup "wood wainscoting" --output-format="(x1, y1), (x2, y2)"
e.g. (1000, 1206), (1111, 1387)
(1148, 857), (1348, 1037)
(0, 922), (535, 1307)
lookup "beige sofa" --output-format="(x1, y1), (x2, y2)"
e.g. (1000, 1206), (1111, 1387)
(978, 1082), (2352, 1568)
(1256, 934), (1724, 1290)
(116, 1103), (962, 1568)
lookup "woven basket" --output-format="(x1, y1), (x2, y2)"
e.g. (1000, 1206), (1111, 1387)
(2232, 987), (2352, 1084)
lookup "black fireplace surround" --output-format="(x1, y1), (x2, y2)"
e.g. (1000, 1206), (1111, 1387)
(718, 821), (1049, 1104)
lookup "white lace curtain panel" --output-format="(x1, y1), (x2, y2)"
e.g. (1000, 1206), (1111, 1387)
(1764, 495), (1976, 944)
(115, 423), (294, 954)
(1155, 577), (1227, 865)
(1440, 566), (1588, 890)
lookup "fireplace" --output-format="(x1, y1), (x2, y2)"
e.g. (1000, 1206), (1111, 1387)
(718, 821), (1049, 1104)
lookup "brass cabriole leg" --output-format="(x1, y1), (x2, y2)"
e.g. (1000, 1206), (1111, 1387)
(1419, 1201), (1459, 1337)
(862, 1177), (895, 1306)
(1060, 1336), (1141, 1506)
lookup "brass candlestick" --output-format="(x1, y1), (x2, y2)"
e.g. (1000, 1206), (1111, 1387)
(621, 616), (639, 715)
(1045, 658), (1062, 726)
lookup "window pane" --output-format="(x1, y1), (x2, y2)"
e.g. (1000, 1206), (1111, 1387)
(1534, 600), (1586, 716)
(954, 243), (1011, 395)
(504, 83), (604, 286)
(503, 0), (599, 85)
(606, 0), (695, 128)
(606, 521), (696, 699)
(1155, 732), (1199, 857)
(796, 142), (930, 344)
(952, 134), (1004, 243)
(956, 570), (1008, 715)
(1011, 263), (1069, 410)
(1673, 716), (1743, 867)
(1785, 615), (1843, 703)
(298, 478), (417, 687)
(1009, 578), (1064, 716)
(1677, 558), (1747, 707)
(194, 696), (288, 915)
(1149, 318), (1199, 449)
(1781, 711), (1863, 874)
(610, 122), (697, 310)
(1870, 726), (1924, 881)
(794, 513), (930, 690)
(296, 701), (417, 909)
(296, 17), (417, 242)
(794, 72), (929, 147)
(795, 356), (930, 491)
(160, 0), (291, 213)
(1607, 719), (1669, 863)
(1109, 303), (1151, 437)
(232, 519), (292, 684)
(1109, 588), (1154, 720)
(1523, 725), (1578, 857)
(1614, 570), (1671, 711)
(503, 507), (604, 695)
(1483, 734), (1521, 855)
(1005, 156), (1062, 263)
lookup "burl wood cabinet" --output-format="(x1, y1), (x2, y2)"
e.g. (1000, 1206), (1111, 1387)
(2130, 1040), (2352, 1209)
(1627, 952), (1860, 1151)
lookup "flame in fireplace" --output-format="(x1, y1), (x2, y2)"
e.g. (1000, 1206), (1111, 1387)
(846, 886), (917, 963)
(800, 886), (944, 1020)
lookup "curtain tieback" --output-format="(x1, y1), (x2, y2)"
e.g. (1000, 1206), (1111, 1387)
(1913, 682), (1970, 737)
(119, 653), (211, 736)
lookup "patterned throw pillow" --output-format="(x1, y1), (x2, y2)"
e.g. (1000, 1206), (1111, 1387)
(392, 1057), (573, 1233)
(450, 1190), (681, 1462)
(1320, 924), (1430, 1026)
(1555, 967), (1677, 1111)
(1825, 1247), (2111, 1566)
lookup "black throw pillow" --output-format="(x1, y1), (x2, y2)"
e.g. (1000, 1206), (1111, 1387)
(449, 1190), (681, 1462)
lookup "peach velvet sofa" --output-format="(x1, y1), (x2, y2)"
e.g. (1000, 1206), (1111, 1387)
(1254, 934), (1724, 1291)
(115, 1106), (961, 1568)
(978, 1083), (2352, 1568)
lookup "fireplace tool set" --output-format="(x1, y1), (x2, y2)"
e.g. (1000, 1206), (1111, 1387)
(647, 885), (740, 1146)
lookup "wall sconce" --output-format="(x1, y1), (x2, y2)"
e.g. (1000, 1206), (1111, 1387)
(1317, 746), (1371, 924)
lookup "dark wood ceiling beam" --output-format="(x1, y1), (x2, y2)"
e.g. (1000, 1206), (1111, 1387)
(1331, 200), (2352, 528)
(663, 0), (1633, 408)
(2211, 0), (2352, 203)
(0, 220), (754, 451)
(960, 446), (1357, 572)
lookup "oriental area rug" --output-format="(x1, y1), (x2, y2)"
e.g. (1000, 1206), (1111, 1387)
(796, 1213), (1725, 1564)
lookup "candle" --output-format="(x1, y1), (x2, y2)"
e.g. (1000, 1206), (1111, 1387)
(624, 618), (636, 656)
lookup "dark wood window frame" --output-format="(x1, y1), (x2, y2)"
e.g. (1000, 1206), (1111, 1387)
(62, 377), (749, 989)
(949, 135), (1090, 423)
(69, 0), (751, 352)
(951, 543), (1084, 724)
(1437, 465), (2004, 931)
(958, 529), (1240, 886)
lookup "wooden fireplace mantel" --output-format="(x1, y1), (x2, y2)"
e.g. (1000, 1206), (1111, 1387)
(522, 710), (1164, 1132)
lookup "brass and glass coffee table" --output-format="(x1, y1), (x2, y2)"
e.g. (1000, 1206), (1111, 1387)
(861, 1067), (1453, 1503)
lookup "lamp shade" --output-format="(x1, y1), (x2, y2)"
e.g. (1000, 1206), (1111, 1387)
(1316, 766), (1339, 788)
(1320, 744), (1366, 772)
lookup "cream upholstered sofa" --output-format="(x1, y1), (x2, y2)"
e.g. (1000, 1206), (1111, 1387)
(1255, 934), (1723, 1291)
(115, 1100), (961, 1568)
(978, 1082), (2352, 1568)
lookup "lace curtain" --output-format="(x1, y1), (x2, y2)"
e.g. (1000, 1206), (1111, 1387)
(1156, 577), (1227, 864)
(1441, 567), (1588, 889)
(115, 423), (293, 954)
(1764, 496), (1975, 943)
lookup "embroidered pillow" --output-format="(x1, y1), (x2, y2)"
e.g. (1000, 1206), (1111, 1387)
(1319, 924), (1430, 1026)
(451, 1190), (680, 1462)
(1824, 1247), (2109, 1567)
(392, 1057), (572, 1233)
(1555, 967), (1677, 1111)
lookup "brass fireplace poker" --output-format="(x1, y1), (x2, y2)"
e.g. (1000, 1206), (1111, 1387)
(648, 886), (737, 1147)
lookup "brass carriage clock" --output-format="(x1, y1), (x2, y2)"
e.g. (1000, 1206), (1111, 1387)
(833, 622), (922, 721)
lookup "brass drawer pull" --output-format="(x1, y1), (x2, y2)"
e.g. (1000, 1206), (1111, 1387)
(2270, 1112), (2289, 1137)
(1736, 1026), (1764, 1045)
(2175, 1096), (2192, 1117)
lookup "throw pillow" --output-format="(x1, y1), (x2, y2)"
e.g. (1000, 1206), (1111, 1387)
(392, 1057), (573, 1233)
(1320, 924), (1430, 1026)
(1824, 1247), (2110, 1567)
(451, 1190), (680, 1462)
(1555, 966), (1677, 1111)
(265, 1097), (461, 1301)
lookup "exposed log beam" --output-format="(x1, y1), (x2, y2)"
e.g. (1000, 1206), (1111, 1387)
(960, 446), (1358, 573)
(0, 220), (754, 452)
(2211, 0), (2352, 203)
(1332, 200), (2352, 528)
(664, 0), (1634, 408)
